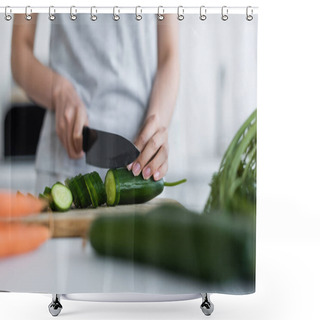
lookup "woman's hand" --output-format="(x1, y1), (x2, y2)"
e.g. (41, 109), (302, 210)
(52, 75), (89, 159)
(128, 114), (169, 181)
(127, 15), (179, 181)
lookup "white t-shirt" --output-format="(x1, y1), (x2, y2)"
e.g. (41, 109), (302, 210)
(35, 14), (157, 177)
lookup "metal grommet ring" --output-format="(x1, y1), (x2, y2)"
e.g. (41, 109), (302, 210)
(135, 6), (142, 21)
(246, 6), (254, 21)
(70, 6), (77, 21)
(113, 6), (120, 21)
(4, 6), (12, 21)
(200, 6), (207, 21)
(49, 6), (56, 21)
(91, 6), (97, 21)
(25, 6), (32, 21)
(221, 6), (228, 21)
(157, 6), (164, 21)
(177, 6), (184, 21)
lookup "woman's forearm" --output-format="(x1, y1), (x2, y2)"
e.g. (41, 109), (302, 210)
(146, 15), (180, 128)
(146, 55), (180, 127)
(11, 14), (56, 110)
(129, 17), (179, 180)
(11, 14), (88, 159)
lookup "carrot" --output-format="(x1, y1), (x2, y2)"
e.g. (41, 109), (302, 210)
(0, 191), (47, 218)
(0, 222), (50, 257)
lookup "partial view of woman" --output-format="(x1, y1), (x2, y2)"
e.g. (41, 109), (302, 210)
(11, 14), (179, 193)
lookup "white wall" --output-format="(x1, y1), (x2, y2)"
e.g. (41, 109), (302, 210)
(166, 15), (257, 210)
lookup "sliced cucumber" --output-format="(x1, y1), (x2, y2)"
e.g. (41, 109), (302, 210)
(90, 171), (107, 205)
(40, 186), (54, 210)
(74, 174), (91, 208)
(105, 169), (120, 206)
(84, 173), (99, 208)
(65, 178), (81, 208)
(43, 186), (51, 196)
(51, 182), (73, 212)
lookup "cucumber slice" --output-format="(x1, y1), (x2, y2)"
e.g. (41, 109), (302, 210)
(65, 178), (81, 208)
(51, 183), (73, 212)
(41, 186), (54, 210)
(43, 187), (51, 196)
(83, 174), (99, 208)
(105, 169), (120, 206)
(74, 174), (91, 208)
(90, 172), (107, 205)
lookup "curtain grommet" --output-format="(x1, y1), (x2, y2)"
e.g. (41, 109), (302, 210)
(4, 6), (12, 21)
(70, 6), (77, 21)
(25, 6), (32, 21)
(221, 6), (228, 21)
(135, 6), (142, 21)
(157, 6), (164, 21)
(113, 6), (120, 21)
(49, 6), (56, 21)
(200, 6), (207, 21)
(91, 6), (98, 21)
(177, 6), (184, 21)
(246, 6), (254, 21)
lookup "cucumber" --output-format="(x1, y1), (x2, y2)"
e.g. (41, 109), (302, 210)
(89, 204), (255, 286)
(73, 174), (91, 208)
(105, 168), (186, 206)
(90, 171), (107, 206)
(105, 169), (120, 206)
(65, 172), (106, 209)
(39, 186), (54, 210)
(43, 187), (51, 196)
(51, 182), (73, 212)
(65, 178), (81, 208)
(83, 173), (99, 208)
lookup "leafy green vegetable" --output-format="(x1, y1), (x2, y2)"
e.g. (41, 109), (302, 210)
(204, 109), (257, 216)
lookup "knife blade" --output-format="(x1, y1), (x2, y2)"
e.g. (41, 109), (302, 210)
(82, 126), (140, 169)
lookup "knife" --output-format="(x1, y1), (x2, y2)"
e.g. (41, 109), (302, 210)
(82, 126), (140, 169)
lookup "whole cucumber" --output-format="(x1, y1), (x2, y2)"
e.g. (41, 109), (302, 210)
(105, 168), (186, 206)
(89, 204), (255, 288)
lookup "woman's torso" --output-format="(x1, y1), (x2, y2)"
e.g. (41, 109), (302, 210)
(36, 14), (157, 177)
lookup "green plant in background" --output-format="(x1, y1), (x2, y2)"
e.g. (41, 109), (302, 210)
(204, 109), (257, 216)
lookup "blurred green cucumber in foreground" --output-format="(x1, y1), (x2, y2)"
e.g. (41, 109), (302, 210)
(89, 204), (255, 285)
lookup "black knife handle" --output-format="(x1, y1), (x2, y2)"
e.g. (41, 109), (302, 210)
(82, 126), (89, 152)
(83, 126), (98, 152)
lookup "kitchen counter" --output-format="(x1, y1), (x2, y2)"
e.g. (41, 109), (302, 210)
(0, 238), (220, 295)
(0, 159), (233, 295)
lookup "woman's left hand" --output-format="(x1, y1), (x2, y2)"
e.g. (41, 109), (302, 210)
(127, 114), (169, 181)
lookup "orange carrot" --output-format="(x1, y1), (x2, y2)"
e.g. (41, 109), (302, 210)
(0, 222), (50, 257)
(0, 191), (47, 218)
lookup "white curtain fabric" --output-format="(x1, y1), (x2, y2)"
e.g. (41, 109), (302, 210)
(0, 12), (257, 296)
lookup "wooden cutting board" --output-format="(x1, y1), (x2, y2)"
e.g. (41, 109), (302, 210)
(20, 198), (181, 238)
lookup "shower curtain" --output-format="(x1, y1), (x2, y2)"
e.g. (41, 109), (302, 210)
(0, 5), (257, 308)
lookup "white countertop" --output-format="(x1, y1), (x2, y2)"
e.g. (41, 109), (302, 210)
(0, 160), (237, 296)
(0, 238), (221, 295)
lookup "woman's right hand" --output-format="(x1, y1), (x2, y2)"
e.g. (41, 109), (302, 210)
(52, 75), (89, 159)
(11, 15), (88, 160)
